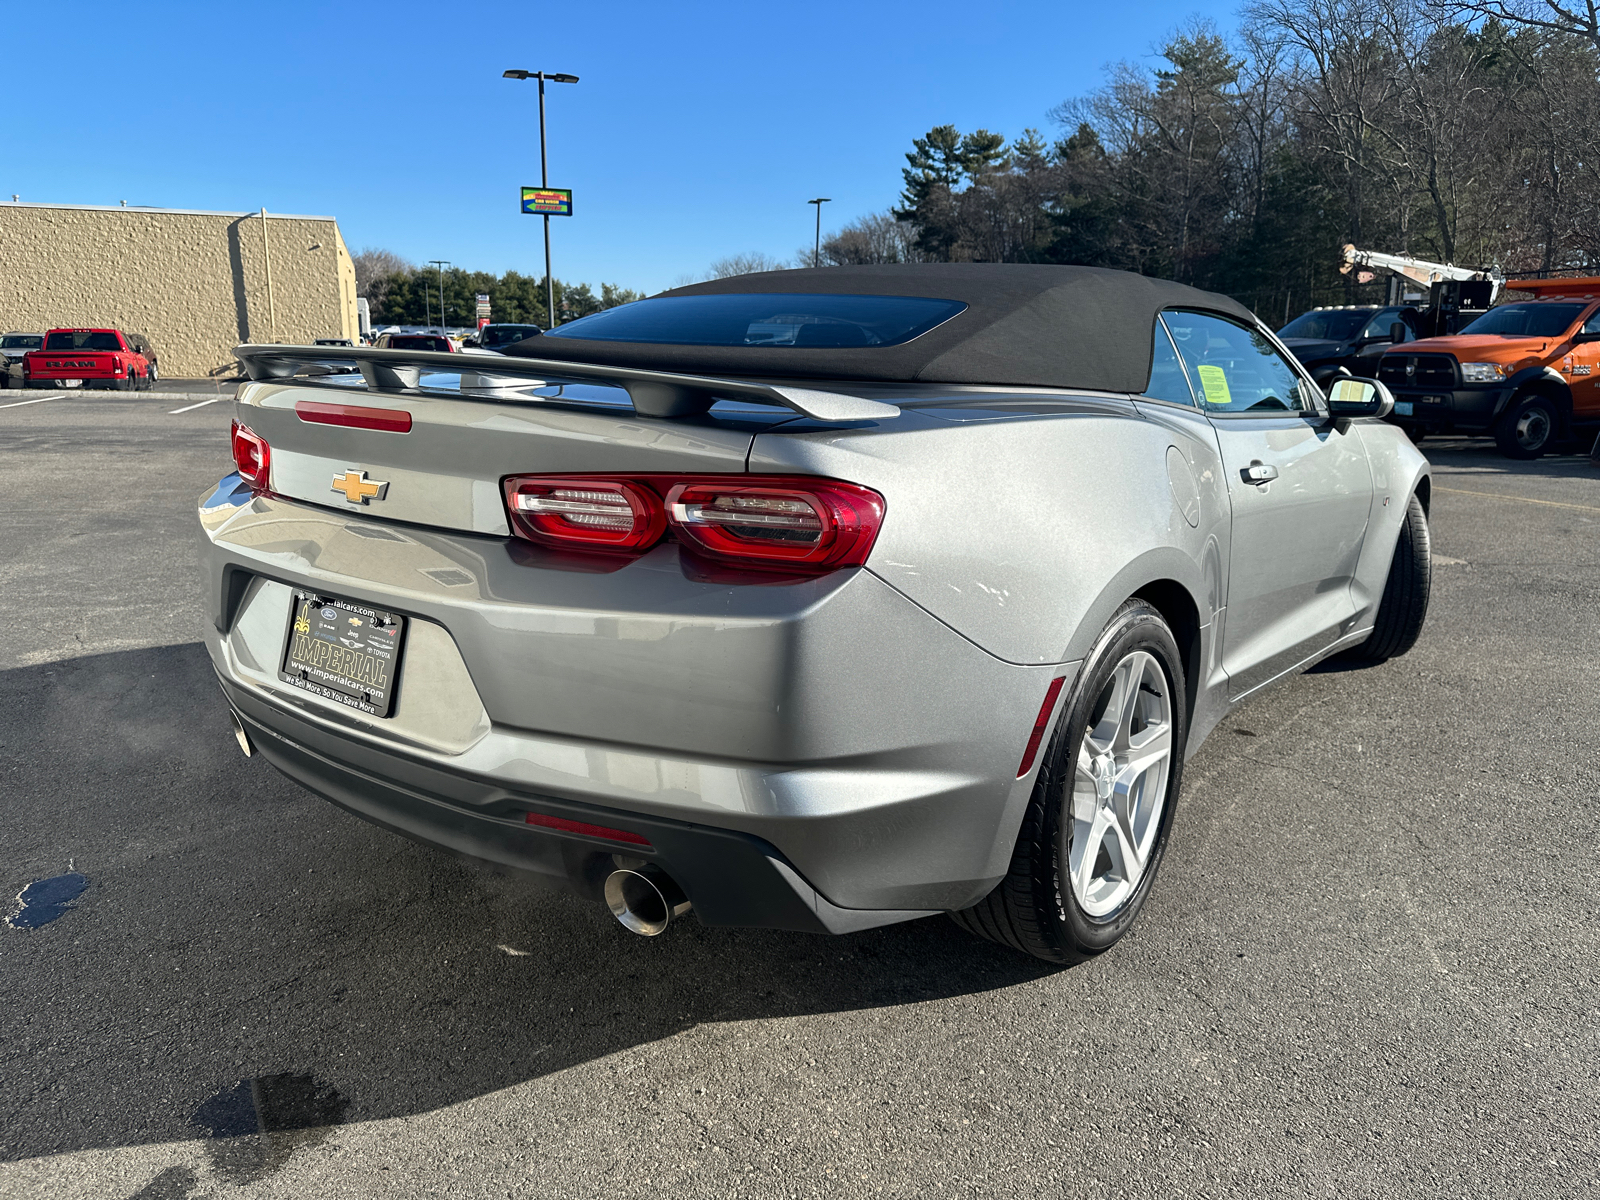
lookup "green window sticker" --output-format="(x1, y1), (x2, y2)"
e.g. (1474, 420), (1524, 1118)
(1196, 364), (1232, 408)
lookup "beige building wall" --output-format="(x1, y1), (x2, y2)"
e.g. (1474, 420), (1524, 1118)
(0, 202), (357, 378)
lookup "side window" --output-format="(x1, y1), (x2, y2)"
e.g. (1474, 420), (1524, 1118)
(1362, 311), (1410, 342)
(1163, 310), (1310, 416)
(1582, 308), (1600, 336)
(1144, 318), (1196, 406)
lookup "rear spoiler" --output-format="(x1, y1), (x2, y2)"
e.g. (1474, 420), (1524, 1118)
(233, 344), (899, 423)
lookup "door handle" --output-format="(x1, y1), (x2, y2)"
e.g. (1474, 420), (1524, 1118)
(1241, 460), (1279, 485)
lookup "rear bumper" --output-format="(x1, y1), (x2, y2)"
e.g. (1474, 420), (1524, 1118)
(199, 479), (1074, 927)
(224, 676), (924, 933)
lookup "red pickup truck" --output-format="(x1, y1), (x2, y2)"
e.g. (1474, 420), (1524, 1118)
(23, 328), (157, 390)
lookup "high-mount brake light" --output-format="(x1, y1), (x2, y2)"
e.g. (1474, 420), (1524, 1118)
(230, 421), (271, 490)
(502, 477), (666, 550)
(295, 400), (413, 433)
(667, 478), (884, 568)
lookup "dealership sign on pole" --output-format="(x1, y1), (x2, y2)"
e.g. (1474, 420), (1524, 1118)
(521, 187), (573, 216)
(475, 292), (491, 330)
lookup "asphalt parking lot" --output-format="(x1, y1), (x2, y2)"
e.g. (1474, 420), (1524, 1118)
(2, 389), (1597, 1199)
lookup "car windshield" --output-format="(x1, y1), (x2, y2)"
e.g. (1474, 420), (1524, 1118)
(481, 326), (542, 347)
(2, 335), (42, 350)
(44, 331), (121, 351)
(388, 336), (451, 352)
(1278, 310), (1370, 340)
(544, 293), (968, 348)
(1461, 303), (1587, 337)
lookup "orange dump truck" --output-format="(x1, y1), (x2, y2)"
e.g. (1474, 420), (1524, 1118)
(1377, 277), (1600, 459)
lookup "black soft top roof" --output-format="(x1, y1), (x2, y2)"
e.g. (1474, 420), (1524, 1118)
(510, 264), (1257, 394)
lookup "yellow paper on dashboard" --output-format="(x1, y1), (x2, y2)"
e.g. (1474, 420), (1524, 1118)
(1196, 364), (1232, 407)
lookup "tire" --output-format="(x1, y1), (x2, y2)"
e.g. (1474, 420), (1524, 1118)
(951, 599), (1187, 963)
(1346, 493), (1431, 662)
(1494, 393), (1559, 459)
(149, 363), (159, 386)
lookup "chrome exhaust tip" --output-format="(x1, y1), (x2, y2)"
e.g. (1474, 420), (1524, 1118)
(604, 865), (691, 937)
(228, 709), (254, 758)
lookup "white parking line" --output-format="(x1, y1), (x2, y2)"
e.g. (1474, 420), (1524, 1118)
(0, 394), (63, 409)
(168, 395), (227, 414)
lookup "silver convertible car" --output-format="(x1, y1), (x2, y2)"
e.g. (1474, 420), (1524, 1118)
(198, 265), (1430, 963)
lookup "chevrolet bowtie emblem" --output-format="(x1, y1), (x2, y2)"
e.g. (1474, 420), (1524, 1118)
(332, 470), (389, 504)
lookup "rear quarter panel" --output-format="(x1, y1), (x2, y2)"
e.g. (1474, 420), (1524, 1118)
(748, 395), (1229, 674)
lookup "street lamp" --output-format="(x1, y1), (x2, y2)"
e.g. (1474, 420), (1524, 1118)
(806, 198), (832, 268)
(427, 260), (451, 335)
(504, 69), (580, 329)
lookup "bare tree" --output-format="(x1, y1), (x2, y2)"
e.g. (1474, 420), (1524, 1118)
(707, 252), (790, 278)
(819, 213), (924, 264)
(351, 247), (413, 322)
(352, 247), (412, 295)
(1245, 0), (1412, 263)
(1440, 0), (1600, 52)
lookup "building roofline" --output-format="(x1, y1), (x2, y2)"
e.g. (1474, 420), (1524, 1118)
(0, 200), (339, 221)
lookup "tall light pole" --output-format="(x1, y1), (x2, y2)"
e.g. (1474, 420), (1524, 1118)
(504, 69), (579, 328)
(427, 260), (451, 335)
(808, 197), (831, 268)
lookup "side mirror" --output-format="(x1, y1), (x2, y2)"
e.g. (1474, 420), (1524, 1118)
(1572, 330), (1600, 344)
(1327, 377), (1395, 422)
(1389, 322), (1407, 344)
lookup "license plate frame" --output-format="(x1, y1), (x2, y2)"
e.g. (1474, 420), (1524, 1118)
(278, 590), (407, 717)
(1392, 400), (1414, 416)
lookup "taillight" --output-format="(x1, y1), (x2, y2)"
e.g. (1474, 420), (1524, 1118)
(503, 477), (666, 551)
(231, 421), (271, 489)
(499, 473), (886, 573)
(667, 478), (883, 568)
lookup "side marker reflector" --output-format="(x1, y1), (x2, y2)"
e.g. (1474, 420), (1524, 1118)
(525, 811), (652, 847)
(1017, 675), (1067, 778)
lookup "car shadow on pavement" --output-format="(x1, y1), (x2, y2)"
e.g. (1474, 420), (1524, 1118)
(1419, 436), (1600, 479)
(0, 643), (1059, 1164)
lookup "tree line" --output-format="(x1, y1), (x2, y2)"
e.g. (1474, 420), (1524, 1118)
(816, 0), (1600, 320)
(353, 248), (644, 328)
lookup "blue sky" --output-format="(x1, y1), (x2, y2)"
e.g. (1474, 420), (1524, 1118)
(4, 1), (1239, 294)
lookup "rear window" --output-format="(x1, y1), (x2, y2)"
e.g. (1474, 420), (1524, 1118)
(2, 334), (42, 350)
(45, 331), (122, 351)
(1462, 303), (1586, 337)
(544, 293), (967, 348)
(387, 335), (452, 352)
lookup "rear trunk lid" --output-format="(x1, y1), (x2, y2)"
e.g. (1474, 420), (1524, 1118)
(236, 379), (777, 536)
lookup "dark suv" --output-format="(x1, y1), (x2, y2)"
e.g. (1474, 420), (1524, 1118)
(473, 323), (544, 352)
(1277, 306), (1420, 382)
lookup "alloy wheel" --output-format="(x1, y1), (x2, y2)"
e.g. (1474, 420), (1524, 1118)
(1066, 650), (1174, 919)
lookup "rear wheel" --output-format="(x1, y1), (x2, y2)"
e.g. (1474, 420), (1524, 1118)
(952, 599), (1187, 963)
(1494, 393), (1559, 459)
(1345, 493), (1431, 662)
